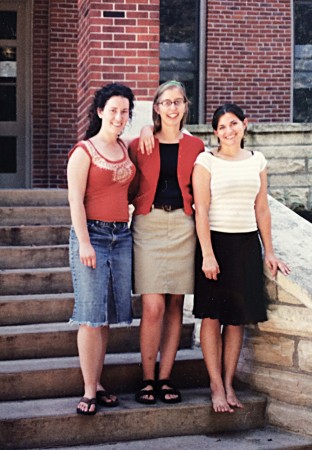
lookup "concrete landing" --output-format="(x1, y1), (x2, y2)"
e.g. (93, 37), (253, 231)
(40, 427), (312, 450)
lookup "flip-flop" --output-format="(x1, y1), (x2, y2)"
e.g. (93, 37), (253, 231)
(96, 390), (119, 407)
(76, 396), (97, 415)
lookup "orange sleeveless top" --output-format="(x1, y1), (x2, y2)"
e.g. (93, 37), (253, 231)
(69, 139), (135, 222)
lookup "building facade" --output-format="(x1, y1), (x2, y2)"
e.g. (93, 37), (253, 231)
(0, 0), (310, 188)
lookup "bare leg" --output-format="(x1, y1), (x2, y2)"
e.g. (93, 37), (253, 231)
(77, 325), (109, 413)
(222, 324), (244, 408)
(200, 318), (234, 413)
(158, 294), (184, 400)
(95, 325), (108, 388)
(139, 293), (165, 400)
(89, 326), (118, 404)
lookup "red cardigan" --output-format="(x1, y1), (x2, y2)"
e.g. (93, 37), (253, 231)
(129, 133), (204, 216)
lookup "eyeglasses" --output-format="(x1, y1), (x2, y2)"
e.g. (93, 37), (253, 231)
(157, 98), (186, 108)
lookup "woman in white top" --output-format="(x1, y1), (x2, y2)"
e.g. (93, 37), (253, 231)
(192, 103), (290, 414)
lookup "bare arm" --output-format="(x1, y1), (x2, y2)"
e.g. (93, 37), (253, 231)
(123, 125), (155, 155)
(67, 147), (96, 269)
(193, 164), (220, 280)
(255, 169), (290, 277)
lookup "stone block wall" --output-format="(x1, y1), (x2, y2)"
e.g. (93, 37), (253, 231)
(236, 198), (312, 437)
(188, 123), (312, 212)
(184, 197), (312, 436)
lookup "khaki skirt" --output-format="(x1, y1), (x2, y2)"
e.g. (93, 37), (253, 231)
(131, 208), (196, 295)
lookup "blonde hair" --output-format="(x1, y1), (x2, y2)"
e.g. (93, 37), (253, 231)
(152, 81), (189, 133)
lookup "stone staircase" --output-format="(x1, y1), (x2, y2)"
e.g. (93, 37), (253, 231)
(1, 189), (311, 450)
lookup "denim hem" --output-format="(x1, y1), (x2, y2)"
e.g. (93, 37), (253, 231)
(109, 321), (132, 328)
(69, 319), (132, 328)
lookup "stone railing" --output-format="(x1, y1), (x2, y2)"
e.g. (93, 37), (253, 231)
(184, 197), (312, 436)
(188, 123), (312, 213)
(237, 197), (312, 436)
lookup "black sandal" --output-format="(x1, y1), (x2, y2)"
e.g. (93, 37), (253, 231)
(156, 379), (182, 404)
(76, 396), (97, 415)
(96, 389), (119, 407)
(135, 379), (157, 405)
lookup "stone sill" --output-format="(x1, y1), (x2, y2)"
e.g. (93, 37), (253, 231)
(187, 123), (312, 134)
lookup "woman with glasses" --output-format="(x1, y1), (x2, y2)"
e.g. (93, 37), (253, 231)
(129, 81), (204, 405)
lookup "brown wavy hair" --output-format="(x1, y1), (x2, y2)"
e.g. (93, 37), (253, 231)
(152, 81), (189, 133)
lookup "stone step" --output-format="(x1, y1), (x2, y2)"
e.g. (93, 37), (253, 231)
(0, 348), (206, 401)
(0, 206), (71, 226)
(0, 225), (70, 246)
(0, 293), (142, 326)
(0, 389), (266, 450)
(0, 293), (74, 325)
(0, 188), (69, 206)
(42, 427), (312, 450)
(0, 267), (72, 295)
(0, 319), (194, 360)
(0, 244), (69, 269)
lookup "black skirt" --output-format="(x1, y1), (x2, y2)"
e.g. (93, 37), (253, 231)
(193, 231), (268, 325)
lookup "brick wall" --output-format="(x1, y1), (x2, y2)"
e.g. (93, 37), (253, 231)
(32, 0), (50, 186)
(77, 0), (160, 139)
(32, 0), (78, 188)
(32, 0), (160, 187)
(206, 0), (292, 123)
(31, 0), (295, 188)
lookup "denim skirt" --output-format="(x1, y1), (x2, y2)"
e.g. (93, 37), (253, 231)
(69, 220), (133, 327)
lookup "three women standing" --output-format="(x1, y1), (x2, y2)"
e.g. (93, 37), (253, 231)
(68, 81), (289, 416)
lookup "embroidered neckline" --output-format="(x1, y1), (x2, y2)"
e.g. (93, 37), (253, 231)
(83, 139), (133, 183)
(87, 139), (127, 164)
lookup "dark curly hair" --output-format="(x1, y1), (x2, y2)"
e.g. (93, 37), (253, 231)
(84, 83), (135, 139)
(211, 103), (247, 149)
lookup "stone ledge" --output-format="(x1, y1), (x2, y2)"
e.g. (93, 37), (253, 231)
(268, 196), (312, 310)
(259, 304), (312, 337)
(237, 364), (312, 408)
(267, 399), (312, 437)
(241, 334), (295, 367)
(188, 122), (312, 135)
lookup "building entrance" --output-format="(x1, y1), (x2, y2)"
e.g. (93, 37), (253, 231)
(0, 0), (31, 188)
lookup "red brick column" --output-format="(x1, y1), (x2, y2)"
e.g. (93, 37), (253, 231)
(32, 0), (78, 187)
(77, 0), (160, 138)
(32, 0), (50, 186)
(47, 0), (78, 187)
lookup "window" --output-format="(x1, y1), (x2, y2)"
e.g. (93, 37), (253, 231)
(0, 11), (17, 173)
(293, 0), (312, 122)
(160, 0), (202, 123)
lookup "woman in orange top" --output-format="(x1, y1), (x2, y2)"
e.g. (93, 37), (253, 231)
(67, 83), (136, 415)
